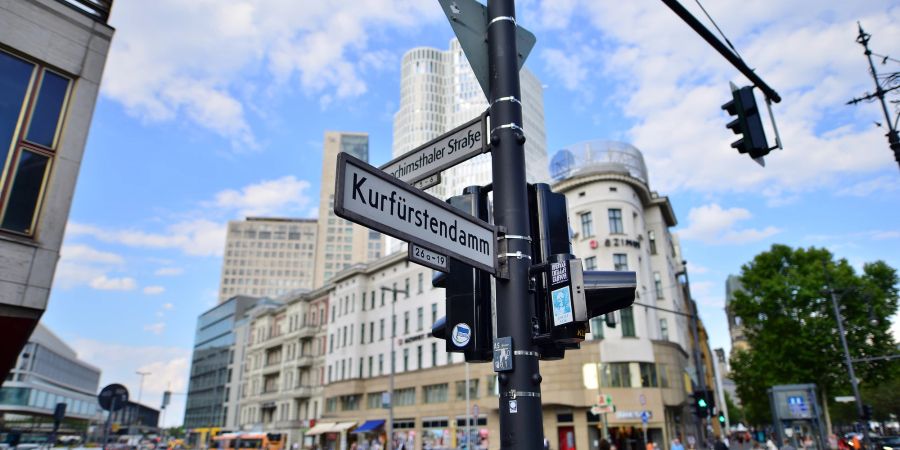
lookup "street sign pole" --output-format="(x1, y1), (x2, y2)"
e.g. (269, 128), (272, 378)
(486, 1), (542, 448)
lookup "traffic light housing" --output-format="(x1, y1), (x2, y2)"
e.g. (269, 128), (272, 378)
(722, 84), (769, 160)
(431, 186), (492, 363)
(862, 404), (873, 421)
(692, 390), (716, 418)
(718, 412), (726, 425)
(528, 183), (637, 353)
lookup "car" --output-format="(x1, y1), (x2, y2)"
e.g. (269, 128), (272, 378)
(873, 436), (900, 450)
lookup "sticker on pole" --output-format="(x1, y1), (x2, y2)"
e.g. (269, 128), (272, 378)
(452, 323), (472, 347)
(551, 286), (574, 325)
(493, 336), (513, 372)
(509, 400), (518, 414)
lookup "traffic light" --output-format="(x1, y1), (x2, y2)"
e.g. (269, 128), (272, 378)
(431, 186), (492, 363)
(718, 412), (726, 425)
(528, 183), (637, 353)
(722, 83), (769, 160)
(693, 391), (710, 418)
(862, 404), (874, 421)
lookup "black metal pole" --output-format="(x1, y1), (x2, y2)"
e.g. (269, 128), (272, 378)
(855, 23), (900, 169)
(486, 1), (542, 449)
(659, 0), (781, 103)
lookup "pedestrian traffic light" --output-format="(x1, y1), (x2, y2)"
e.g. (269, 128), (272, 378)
(718, 412), (726, 425)
(722, 83), (769, 161)
(693, 391), (711, 418)
(527, 183), (636, 352)
(431, 186), (493, 363)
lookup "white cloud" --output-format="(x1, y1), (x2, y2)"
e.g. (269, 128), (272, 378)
(60, 244), (124, 265)
(143, 286), (166, 295)
(143, 322), (166, 335)
(89, 275), (137, 291)
(162, 303), (174, 310)
(536, 1), (900, 195)
(154, 267), (184, 276)
(836, 175), (900, 197)
(212, 175), (313, 217)
(72, 338), (189, 424)
(68, 219), (226, 257)
(542, 48), (589, 91)
(102, 0), (441, 148)
(679, 203), (781, 244)
(55, 243), (127, 289)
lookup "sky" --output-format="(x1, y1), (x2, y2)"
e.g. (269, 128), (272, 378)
(39, 0), (900, 427)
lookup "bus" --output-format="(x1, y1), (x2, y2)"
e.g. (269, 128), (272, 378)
(213, 433), (285, 450)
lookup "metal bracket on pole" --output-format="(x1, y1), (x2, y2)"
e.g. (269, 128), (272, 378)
(496, 232), (532, 280)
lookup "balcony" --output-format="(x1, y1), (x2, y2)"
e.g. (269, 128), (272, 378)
(296, 355), (314, 367)
(296, 327), (317, 339)
(55, 0), (112, 23)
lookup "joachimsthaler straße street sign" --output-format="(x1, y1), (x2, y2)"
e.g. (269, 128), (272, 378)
(335, 153), (497, 274)
(379, 111), (488, 188)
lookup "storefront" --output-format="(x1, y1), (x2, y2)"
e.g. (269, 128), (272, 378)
(454, 416), (489, 450)
(421, 418), (451, 449)
(352, 420), (386, 450)
(391, 419), (416, 449)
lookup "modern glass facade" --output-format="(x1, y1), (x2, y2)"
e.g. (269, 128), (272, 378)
(184, 296), (262, 429)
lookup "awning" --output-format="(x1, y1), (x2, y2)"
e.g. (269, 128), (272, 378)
(352, 420), (385, 433)
(304, 422), (337, 436)
(331, 422), (357, 433)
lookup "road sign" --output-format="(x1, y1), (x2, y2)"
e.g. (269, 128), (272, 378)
(639, 393), (647, 406)
(413, 173), (441, 190)
(591, 404), (615, 415)
(336, 153), (497, 274)
(473, 404), (480, 418)
(641, 410), (650, 424)
(834, 396), (855, 403)
(380, 112), (488, 187)
(437, 0), (536, 99)
(409, 242), (449, 271)
(493, 336), (513, 372)
(98, 383), (128, 412)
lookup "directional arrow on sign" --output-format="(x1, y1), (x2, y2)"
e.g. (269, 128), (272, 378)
(438, 0), (536, 99)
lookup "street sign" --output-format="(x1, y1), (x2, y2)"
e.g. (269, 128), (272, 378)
(98, 383), (128, 412)
(473, 404), (480, 418)
(591, 404), (614, 415)
(413, 173), (441, 190)
(409, 242), (449, 271)
(639, 393), (647, 406)
(380, 112), (488, 187)
(834, 396), (855, 403)
(336, 153), (497, 274)
(493, 336), (513, 372)
(641, 411), (650, 424)
(437, 0), (536, 99)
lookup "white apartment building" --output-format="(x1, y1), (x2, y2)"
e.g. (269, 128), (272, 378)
(237, 286), (331, 447)
(218, 218), (318, 302)
(391, 39), (549, 201)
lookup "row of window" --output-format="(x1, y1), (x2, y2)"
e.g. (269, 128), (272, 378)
(325, 378), (485, 413)
(327, 341), (445, 384)
(229, 229), (314, 241)
(588, 362), (680, 389)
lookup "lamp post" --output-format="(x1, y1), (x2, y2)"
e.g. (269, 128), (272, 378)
(136, 371), (150, 405)
(382, 285), (408, 450)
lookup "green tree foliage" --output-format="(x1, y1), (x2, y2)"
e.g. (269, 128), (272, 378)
(725, 391), (745, 425)
(728, 245), (898, 426)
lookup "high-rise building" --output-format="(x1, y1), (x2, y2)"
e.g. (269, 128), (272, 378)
(218, 218), (318, 301)
(725, 274), (749, 356)
(312, 132), (383, 286)
(0, 0), (114, 380)
(0, 323), (102, 440)
(392, 39), (549, 201)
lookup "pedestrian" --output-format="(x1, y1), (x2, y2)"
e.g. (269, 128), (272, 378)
(672, 438), (685, 450)
(647, 439), (655, 450)
(765, 436), (778, 450)
(600, 439), (612, 450)
(714, 437), (729, 450)
(543, 437), (551, 450)
(780, 438), (796, 450)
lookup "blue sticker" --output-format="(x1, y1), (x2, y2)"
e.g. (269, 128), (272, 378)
(452, 323), (471, 347)
(551, 286), (574, 325)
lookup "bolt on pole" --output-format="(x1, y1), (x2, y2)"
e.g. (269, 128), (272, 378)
(486, 0), (544, 448)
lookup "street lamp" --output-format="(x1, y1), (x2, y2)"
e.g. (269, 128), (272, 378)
(136, 371), (151, 405)
(382, 285), (407, 450)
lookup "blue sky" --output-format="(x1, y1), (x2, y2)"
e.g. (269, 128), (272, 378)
(40, 0), (899, 426)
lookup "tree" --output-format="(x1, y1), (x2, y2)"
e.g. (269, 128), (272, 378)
(728, 244), (899, 426)
(725, 391), (745, 425)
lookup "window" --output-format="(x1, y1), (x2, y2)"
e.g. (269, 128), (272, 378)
(621, 306), (636, 337)
(590, 317), (604, 340)
(648, 230), (657, 254)
(418, 273), (424, 293)
(608, 209), (623, 234)
(395, 387), (416, 406)
(417, 307), (424, 331)
(431, 303), (438, 325)
(362, 292), (366, 311)
(423, 383), (448, 403)
(405, 278), (410, 298)
(640, 363), (658, 387)
(404, 311), (410, 334)
(658, 364), (670, 388)
(613, 254), (628, 271)
(0, 51), (72, 235)
(366, 392), (383, 409)
(378, 354), (384, 375)
(403, 348), (409, 371)
(584, 257), (597, 271)
(455, 379), (480, 400)
(417, 345), (422, 369)
(654, 272), (664, 299)
(340, 394), (361, 411)
(380, 319), (385, 341)
(431, 342), (437, 367)
(599, 363), (631, 387)
(579, 212), (593, 237)
(660, 318), (669, 341)
(360, 323), (366, 344)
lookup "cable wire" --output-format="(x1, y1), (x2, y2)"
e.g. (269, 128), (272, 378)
(693, 0), (744, 61)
